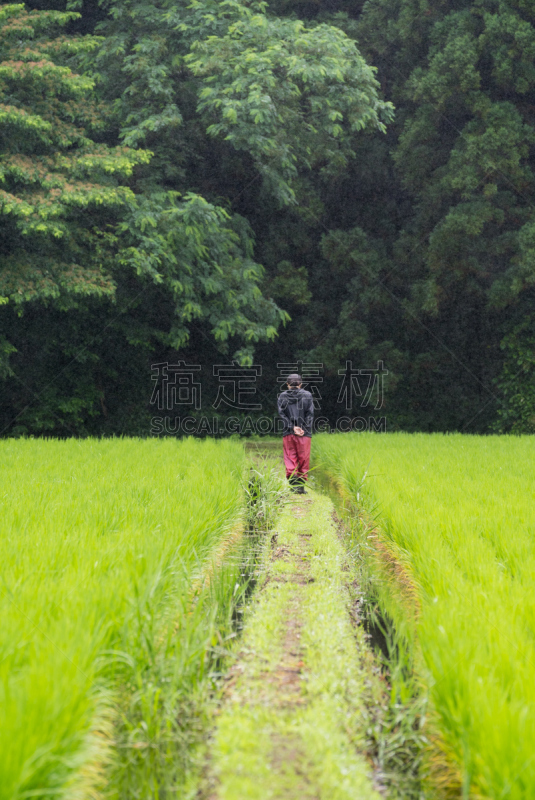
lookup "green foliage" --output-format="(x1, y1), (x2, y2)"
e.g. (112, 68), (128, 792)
(117, 190), (285, 358)
(0, 0), (286, 350)
(494, 315), (535, 433)
(284, 0), (535, 431)
(268, 260), (312, 306)
(390, 0), (535, 309)
(9, 0), (535, 433)
(0, 0), (396, 434)
(0, 3), (150, 306)
(187, 11), (393, 204)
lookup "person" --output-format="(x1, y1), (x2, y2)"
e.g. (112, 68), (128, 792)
(277, 373), (314, 494)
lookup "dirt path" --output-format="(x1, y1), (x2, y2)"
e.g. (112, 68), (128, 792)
(206, 489), (383, 800)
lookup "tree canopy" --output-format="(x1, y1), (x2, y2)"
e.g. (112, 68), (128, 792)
(0, 0), (533, 434)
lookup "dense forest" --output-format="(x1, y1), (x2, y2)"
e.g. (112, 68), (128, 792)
(0, 0), (534, 435)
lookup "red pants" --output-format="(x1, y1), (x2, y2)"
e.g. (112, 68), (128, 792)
(283, 435), (311, 481)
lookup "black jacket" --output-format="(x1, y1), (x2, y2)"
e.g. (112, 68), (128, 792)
(277, 388), (314, 437)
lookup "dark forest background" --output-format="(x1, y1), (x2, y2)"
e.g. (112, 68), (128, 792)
(1, 0), (534, 436)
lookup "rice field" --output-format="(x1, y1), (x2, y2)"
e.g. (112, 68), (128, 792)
(6, 431), (535, 799)
(0, 437), (246, 799)
(314, 432), (535, 799)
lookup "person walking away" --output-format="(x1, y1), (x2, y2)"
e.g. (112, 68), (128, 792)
(277, 373), (314, 493)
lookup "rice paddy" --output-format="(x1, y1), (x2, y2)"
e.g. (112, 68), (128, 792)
(0, 437), (246, 798)
(4, 432), (535, 799)
(314, 432), (535, 799)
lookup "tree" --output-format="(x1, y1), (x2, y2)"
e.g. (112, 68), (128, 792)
(0, 0), (392, 435)
(0, 4), (149, 348)
(187, 9), (393, 205)
(270, 0), (535, 431)
(0, 1), (294, 433)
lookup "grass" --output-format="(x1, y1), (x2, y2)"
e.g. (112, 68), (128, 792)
(0, 437), (247, 799)
(210, 489), (382, 800)
(314, 432), (535, 799)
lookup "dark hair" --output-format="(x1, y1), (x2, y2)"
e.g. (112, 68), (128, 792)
(287, 373), (302, 386)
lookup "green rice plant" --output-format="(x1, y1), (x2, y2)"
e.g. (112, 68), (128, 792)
(0, 437), (246, 799)
(314, 432), (535, 800)
(245, 457), (287, 532)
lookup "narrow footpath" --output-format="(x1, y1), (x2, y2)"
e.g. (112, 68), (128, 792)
(206, 488), (383, 800)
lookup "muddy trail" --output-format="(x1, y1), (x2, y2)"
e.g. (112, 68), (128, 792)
(203, 483), (387, 800)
